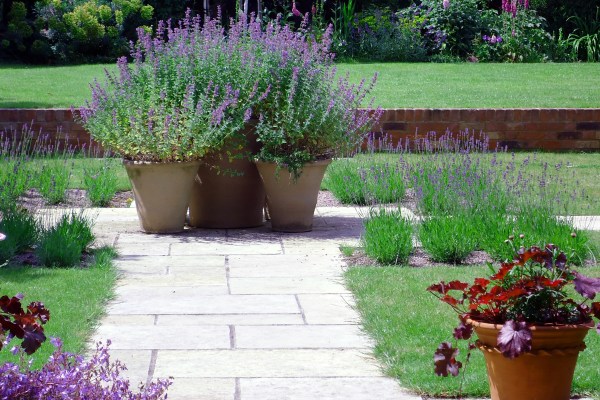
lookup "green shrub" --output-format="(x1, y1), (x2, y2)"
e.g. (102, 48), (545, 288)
(37, 211), (95, 267)
(0, 208), (39, 261)
(336, 7), (427, 62)
(475, 8), (556, 62)
(0, 0), (154, 63)
(419, 213), (479, 264)
(364, 208), (413, 265)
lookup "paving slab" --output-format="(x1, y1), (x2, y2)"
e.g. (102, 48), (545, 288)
(153, 349), (384, 378)
(170, 242), (282, 256)
(235, 325), (372, 349)
(117, 267), (226, 286)
(297, 294), (361, 325)
(239, 377), (419, 400)
(229, 277), (350, 294)
(93, 325), (231, 350)
(113, 285), (229, 297)
(99, 314), (156, 326)
(115, 255), (225, 268)
(104, 349), (152, 385)
(107, 294), (300, 315)
(117, 243), (171, 256)
(157, 313), (304, 326)
(166, 378), (236, 400)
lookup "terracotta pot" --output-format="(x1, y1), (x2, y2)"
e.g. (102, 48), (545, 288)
(469, 319), (591, 400)
(255, 159), (331, 232)
(124, 160), (201, 233)
(188, 128), (265, 229)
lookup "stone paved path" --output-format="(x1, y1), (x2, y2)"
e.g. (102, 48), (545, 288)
(90, 208), (600, 400)
(91, 207), (422, 400)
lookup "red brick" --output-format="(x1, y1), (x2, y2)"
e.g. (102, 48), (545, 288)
(413, 109), (426, 122)
(540, 109), (561, 123)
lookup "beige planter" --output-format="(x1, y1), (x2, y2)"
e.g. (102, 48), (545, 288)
(469, 319), (591, 400)
(255, 159), (331, 232)
(124, 160), (201, 233)
(188, 127), (265, 229)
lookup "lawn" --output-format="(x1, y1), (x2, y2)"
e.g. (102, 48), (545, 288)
(345, 261), (600, 398)
(0, 247), (118, 369)
(1, 63), (600, 108)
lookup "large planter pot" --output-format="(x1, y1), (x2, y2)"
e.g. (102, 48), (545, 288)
(469, 319), (591, 400)
(188, 129), (265, 229)
(255, 159), (331, 233)
(124, 160), (201, 234)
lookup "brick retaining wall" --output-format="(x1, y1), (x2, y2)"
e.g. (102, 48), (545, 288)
(1, 108), (600, 151)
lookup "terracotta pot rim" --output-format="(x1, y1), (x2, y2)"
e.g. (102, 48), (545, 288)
(253, 158), (332, 166)
(123, 159), (202, 165)
(466, 318), (594, 331)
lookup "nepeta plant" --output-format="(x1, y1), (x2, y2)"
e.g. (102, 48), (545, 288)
(78, 11), (268, 162)
(252, 15), (382, 177)
(1, 339), (171, 399)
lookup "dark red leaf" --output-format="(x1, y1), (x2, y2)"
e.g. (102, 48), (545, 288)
(491, 263), (515, 280)
(498, 320), (532, 358)
(497, 287), (527, 301)
(441, 295), (460, 306)
(0, 295), (24, 315)
(427, 281), (468, 295)
(555, 251), (567, 270)
(27, 302), (50, 323)
(573, 273), (600, 300)
(434, 342), (462, 377)
(591, 302), (600, 319)
(21, 325), (46, 355)
(453, 321), (473, 340)
(474, 278), (490, 288)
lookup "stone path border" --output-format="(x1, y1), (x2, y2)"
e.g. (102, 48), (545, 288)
(89, 207), (599, 399)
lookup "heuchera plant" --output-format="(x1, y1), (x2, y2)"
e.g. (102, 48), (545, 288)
(428, 241), (600, 377)
(0, 233), (49, 355)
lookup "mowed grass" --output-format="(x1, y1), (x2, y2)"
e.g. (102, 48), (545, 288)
(0, 247), (118, 369)
(0, 63), (116, 108)
(1, 63), (600, 108)
(344, 261), (600, 398)
(336, 63), (600, 108)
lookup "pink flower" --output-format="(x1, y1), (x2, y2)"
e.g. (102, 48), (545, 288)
(442, 0), (450, 9)
(292, 2), (301, 17)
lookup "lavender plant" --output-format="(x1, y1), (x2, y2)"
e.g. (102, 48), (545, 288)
(363, 208), (413, 265)
(0, 208), (39, 264)
(323, 157), (406, 205)
(1, 339), (171, 399)
(37, 159), (73, 205)
(78, 12), (267, 162)
(84, 158), (120, 207)
(36, 210), (95, 267)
